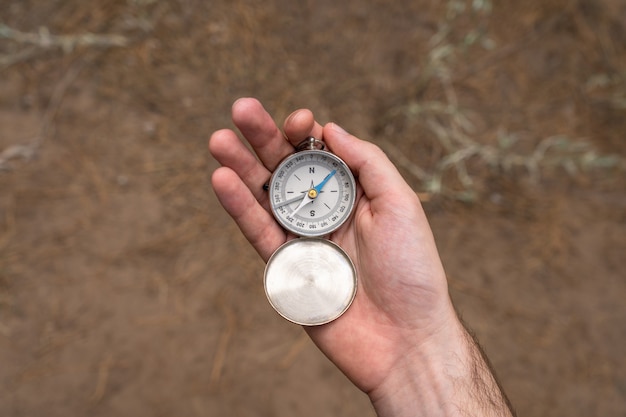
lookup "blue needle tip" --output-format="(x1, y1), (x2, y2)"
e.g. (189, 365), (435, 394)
(313, 170), (336, 193)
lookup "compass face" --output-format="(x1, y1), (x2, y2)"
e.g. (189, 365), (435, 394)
(269, 150), (356, 237)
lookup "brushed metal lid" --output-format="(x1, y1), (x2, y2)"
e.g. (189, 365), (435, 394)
(264, 238), (357, 326)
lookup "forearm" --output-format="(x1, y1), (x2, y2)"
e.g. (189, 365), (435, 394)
(368, 317), (515, 417)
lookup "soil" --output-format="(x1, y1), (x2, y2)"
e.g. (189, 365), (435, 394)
(1, 0), (625, 416)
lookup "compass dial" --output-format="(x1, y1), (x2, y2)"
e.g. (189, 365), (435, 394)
(269, 150), (356, 237)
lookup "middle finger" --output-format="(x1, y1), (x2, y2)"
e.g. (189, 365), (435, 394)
(232, 98), (295, 171)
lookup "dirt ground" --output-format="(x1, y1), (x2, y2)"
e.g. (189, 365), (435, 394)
(1, 0), (625, 416)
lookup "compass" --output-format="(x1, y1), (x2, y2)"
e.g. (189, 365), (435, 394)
(269, 137), (356, 237)
(264, 137), (357, 326)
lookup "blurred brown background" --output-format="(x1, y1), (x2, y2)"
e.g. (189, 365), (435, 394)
(1, 0), (625, 415)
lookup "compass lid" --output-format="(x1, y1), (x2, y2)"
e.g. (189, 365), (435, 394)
(264, 238), (357, 326)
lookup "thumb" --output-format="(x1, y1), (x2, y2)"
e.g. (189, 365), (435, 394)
(322, 123), (413, 203)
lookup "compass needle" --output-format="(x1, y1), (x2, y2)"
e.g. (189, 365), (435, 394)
(274, 191), (307, 208)
(313, 169), (336, 194)
(291, 193), (314, 216)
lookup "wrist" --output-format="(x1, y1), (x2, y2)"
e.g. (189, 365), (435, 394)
(368, 308), (514, 417)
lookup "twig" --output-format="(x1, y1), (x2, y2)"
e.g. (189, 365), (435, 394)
(0, 144), (37, 171)
(279, 331), (310, 370)
(209, 289), (237, 388)
(0, 24), (129, 52)
(90, 354), (115, 403)
(0, 45), (39, 70)
(378, 139), (429, 182)
(0, 59), (84, 171)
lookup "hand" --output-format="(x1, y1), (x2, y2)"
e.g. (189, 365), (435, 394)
(210, 98), (514, 417)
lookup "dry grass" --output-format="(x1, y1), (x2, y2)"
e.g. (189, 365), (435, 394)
(378, 0), (625, 200)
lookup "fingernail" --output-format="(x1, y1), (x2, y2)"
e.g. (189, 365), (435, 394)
(331, 123), (348, 135)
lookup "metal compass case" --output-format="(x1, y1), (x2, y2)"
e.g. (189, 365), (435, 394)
(264, 137), (357, 326)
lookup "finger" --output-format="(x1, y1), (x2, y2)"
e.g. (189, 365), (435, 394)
(231, 98), (294, 171)
(211, 167), (287, 261)
(209, 128), (271, 206)
(283, 109), (324, 147)
(322, 123), (417, 207)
